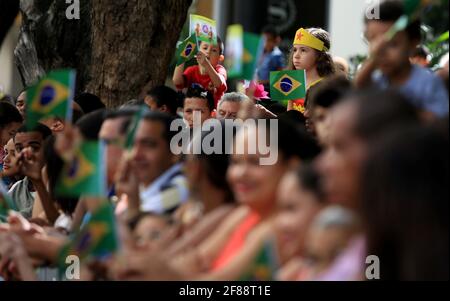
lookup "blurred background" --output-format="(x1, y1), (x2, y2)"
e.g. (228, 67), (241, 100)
(1, 0), (448, 98)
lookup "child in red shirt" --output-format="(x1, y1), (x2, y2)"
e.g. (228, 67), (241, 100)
(173, 37), (227, 109)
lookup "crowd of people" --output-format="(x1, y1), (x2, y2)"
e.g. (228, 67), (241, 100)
(0, 0), (448, 281)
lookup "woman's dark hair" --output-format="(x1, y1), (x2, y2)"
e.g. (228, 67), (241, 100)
(294, 164), (326, 202)
(74, 93), (105, 114)
(146, 85), (180, 116)
(364, 0), (422, 42)
(0, 101), (23, 128)
(44, 135), (79, 215)
(361, 125), (449, 280)
(288, 28), (336, 77)
(75, 109), (107, 140)
(193, 120), (237, 204)
(307, 74), (352, 110)
(185, 85), (215, 112)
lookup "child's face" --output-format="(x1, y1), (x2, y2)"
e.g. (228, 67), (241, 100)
(365, 21), (415, 76)
(2, 138), (20, 177)
(134, 216), (169, 249)
(305, 226), (353, 270)
(275, 173), (323, 261)
(199, 41), (223, 67)
(183, 97), (211, 128)
(312, 106), (331, 146)
(292, 45), (318, 72)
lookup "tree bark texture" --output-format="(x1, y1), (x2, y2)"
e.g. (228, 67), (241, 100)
(14, 0), (192, 108)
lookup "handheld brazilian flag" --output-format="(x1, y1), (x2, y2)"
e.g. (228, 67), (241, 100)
(57, 201), (119, 270)
(25, 69), (75, 130)
(242, 32), (264, 81)
(270, 70), (307, 103)
(56, 140), (106, 198)
(124, 105), (147, 149)
(225, 24), (264, 80)
(239, 239), (279, 281)
(0, 182), (17, 222)
(176, 34), (198, 66)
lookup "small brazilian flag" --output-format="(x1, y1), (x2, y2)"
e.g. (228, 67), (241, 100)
(270, 70), (307, 103)
(58, 201), (119, 270)
(124, 106), (147, 149)
(239, 239), (279, 281)
(242, 32), (264, 81)
(0, 182), (17, 222)
(176, 34), (198, 66)
(56, 140), (107, 198)
(26, 69), (76, 130)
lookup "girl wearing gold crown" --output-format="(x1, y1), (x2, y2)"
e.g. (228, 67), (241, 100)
(287, 28), (335, 121)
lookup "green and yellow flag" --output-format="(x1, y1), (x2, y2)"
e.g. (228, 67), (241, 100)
(270, 70), (307, 102)
(124, 106), (147, 150)
(58, 201), (119, 269)
(25, 69), (76, 130)
(56, 140), (106, 198)
(0, 182), (16, 222)
(239, 239), (279, 281)
(176, 34), (198, 66)
(225, 24), (264, 80)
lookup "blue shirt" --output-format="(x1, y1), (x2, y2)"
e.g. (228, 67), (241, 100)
(372, 65), (449, 117)
(257, 47), (285, 81)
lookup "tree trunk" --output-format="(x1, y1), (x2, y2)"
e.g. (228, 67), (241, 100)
(14, 0), (192, 108)
(0, 0), (20, 47)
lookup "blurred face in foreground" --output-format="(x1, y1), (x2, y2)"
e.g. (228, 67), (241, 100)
(227, 125), (288, 214)
(275, 172), (324, 261)
(316, 101), (366, 209)
(132, 120), (177, 187)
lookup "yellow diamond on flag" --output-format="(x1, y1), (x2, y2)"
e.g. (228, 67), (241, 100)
(30, 79), (69, 114)
(243, 48), (253, 64)
(273, 74), (302, 97)
(181, 42), (197, 59)
(62, 151), (95, 188)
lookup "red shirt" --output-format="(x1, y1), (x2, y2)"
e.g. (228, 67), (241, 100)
(177, 65), (228, 108)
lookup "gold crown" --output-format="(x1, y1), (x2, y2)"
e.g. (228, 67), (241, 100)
(293, 28), (328, 52)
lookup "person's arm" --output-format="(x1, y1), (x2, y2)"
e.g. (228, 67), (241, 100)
(167, 205), (236, 257)
(173, 64), (187, 88)
(0, 233), (37, 281)
(197, 52), (226, 89)
(17, 148), (60, 224)
(354, 34), (389, 88)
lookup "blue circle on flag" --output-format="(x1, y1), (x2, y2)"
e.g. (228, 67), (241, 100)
(40, 86), (56, 106)
(280, 78), (293, 93)
(184, 44), (193, 56)
(202, 25), (209, 34)
(68, 158), (79, 178)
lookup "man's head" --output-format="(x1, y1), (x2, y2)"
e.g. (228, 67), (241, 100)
(364, 0), (421, 76)
(216, 92), (248, 120)
(100, 108), (138, 186)
(198, 36), (225, 67)
(14, 123), (52, 167)
(132, 111), (181, 187)
(15, 91), (26, 118)
(262, 25), (282, 53)
(316, 89), (418, 209)
(183, 85), (214, 128)
(144, 85), (180, 117)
